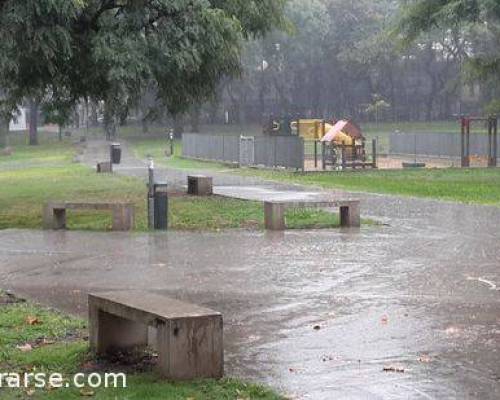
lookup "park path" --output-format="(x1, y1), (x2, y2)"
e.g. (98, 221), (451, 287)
(0, 139), (499, 399)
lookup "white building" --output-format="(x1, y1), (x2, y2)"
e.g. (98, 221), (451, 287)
(9, 107), (27, 131)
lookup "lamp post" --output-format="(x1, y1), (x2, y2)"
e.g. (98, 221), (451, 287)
(169, 128), (174, 157)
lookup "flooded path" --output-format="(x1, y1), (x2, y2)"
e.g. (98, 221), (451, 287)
(0, 140), (498, 398)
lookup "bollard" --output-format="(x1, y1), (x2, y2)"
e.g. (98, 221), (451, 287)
(153, 183), (168, 230)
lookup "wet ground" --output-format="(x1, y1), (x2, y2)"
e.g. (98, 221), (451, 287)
(0, 140), (499, 399)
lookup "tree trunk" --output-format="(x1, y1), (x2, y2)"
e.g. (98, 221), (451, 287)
(190, 106), (200, 133)
(0, 115), (8, 149)
(173, 114), (184, 139)
(103, 102), (117, 140)
(141, 118), (149, 134)
(90, 101), (99, 127)
(29, 99), (39, 145)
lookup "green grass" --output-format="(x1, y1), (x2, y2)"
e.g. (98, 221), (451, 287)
(127, 136), (500, 207)
(0, 296), (284, 399)
(237, 167), (500, 206)
(170, 197), (345, 230)
(0, 139), (347, 231)
(361, 120), (462, 135)
(129, 138), (230, 171)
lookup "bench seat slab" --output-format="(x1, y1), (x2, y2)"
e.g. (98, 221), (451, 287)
(89, 291), (223, 380)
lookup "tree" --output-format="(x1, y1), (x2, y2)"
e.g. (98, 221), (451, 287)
(365, 95), (391, 124)
(397, 0), (500, 79)
(0, 0), (286, 146)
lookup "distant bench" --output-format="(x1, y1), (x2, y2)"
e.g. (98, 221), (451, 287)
(89, 291), (223, 380)
(43, 201), (135, 231)
(264, 199), (361, 230)
(187, 175), (213, 196)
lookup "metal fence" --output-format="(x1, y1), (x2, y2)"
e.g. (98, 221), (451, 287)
(389, 132), (500, 158)
(182, 133), (304, 169)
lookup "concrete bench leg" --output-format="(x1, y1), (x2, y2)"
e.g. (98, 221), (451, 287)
(97, 162), (113, 173)
(43, 206), (66, 229)
(89, 306), (149, 356)
(156, 316), (223, 380)
(340, 204), (360, 227)
(264, 202), (286, 230)
(187, 176), (213, 196)
(112, 206), (134, 231)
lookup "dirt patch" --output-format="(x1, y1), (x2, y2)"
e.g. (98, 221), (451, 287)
(82, 347), (158, 374)
(0, 291), (25, 305)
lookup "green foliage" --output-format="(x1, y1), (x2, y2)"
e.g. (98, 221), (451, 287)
(484, 99), (500, 115)
(0, 0), (286, 121)
(396, 0), (500, 78)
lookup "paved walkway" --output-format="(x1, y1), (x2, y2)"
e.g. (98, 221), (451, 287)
(0, 140), (499, 399)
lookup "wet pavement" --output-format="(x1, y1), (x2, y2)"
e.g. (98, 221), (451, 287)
(0, 140), (499, 399)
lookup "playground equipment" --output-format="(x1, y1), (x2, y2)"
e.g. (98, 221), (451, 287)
(263, 115), (377, 170)
(263, 115), (295, 136)
(320, 120), (376, 169)
(460, 116), (497, 167)
(292, 119), (332, 140)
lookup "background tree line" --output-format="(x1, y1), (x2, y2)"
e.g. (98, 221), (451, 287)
(1, 0), (500, 144)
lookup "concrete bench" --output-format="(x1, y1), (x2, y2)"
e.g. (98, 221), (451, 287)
(264, 199), (360, 230)
(89, 291), (223, 380)
(43, 201), (134, 231)
(96, 161), (113, 173)
(187, 175), (213, 196)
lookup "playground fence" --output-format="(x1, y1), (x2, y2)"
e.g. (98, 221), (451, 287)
(182, 133), (304, 170)
(389, 132), (500, 159)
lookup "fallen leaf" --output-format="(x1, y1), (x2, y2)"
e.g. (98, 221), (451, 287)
(383, 365), (405, 373)
(381, 315), (389, 325)
(16, 343), (33, 352)
(418, 354), (432, 363)
(26, 316), (41, 326)
(80, 388), (95, 396)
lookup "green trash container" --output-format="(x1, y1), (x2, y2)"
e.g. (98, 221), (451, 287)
(153, 183), (168, 230)
(110, 143), (121, 164)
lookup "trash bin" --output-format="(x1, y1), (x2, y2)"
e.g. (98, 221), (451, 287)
(153, 183), (168, 230)
(110, 143), (121, 164)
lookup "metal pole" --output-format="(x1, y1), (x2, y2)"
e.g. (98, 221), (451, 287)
(169, 129), (174, 157)
(465, 119), (470, 167)
(372, 138), (377, 169)
(489, 117), (498, 167)
(321, 142), (326, 170)
(461, 118), (470, 168)
(488, 117), (493, 167)
(314, 140), (318, 169)
(148, 158), (155, 229)
(494, 118), (498, 167)
(414, 133), (417, 165)
(461, 118), (465, 167)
